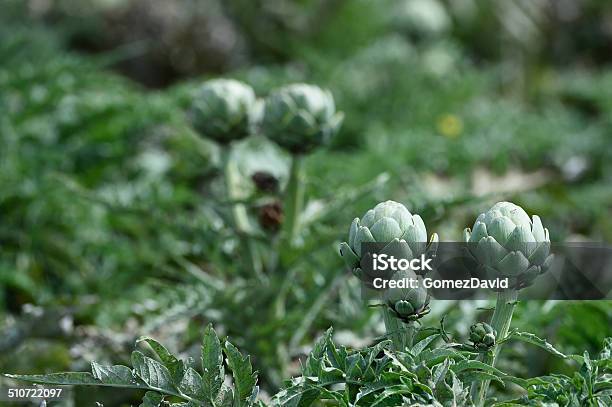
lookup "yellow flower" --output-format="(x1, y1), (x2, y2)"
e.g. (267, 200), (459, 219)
(437, 114), (463, 138)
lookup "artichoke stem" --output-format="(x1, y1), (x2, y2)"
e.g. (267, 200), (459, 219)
(472, 289), (518, 406)
(283, 155), (305, 246)
(382, 307), (415, 351)
(221, 148), (263, 277)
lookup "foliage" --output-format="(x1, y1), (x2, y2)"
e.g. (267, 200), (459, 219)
(1, 1), (611, 406)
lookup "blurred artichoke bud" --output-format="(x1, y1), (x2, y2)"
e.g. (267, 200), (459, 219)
(339, 200), (438, 278)
(384, 270), (430, 321)
(190, 79), (258, 143)
(261, 84), (344, 154)
(464, 201), (553, 289)
(469, 322), (497, 350)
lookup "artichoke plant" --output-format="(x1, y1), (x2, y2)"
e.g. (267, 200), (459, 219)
(469, 322), (497, 350)
(339, 200), (439, 280)
(190, 79), (258, 144)
(463, 201), (552, 289)
(383, 270), (430, 322)
(261, 84), (344, 154)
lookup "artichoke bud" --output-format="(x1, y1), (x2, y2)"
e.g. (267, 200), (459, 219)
(464, 202), (553, 290)
(384, 270), (429, 321)
(261, 84), (344, 154)
(339, 200), (438, 279)
(190, 79), (258, 144)
(469, 322), (497, 350)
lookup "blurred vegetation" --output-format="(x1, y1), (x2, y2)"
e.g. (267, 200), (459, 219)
(1, 0), (611, 405)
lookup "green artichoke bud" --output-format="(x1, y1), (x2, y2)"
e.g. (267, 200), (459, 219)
(384, 270), (430, 321)
(469, 322), (497, 350)
(339, 200), (439, 278)
(190, 79), (258, 144)
(261, 84), (344, 154)
(464, 201), (553, 289)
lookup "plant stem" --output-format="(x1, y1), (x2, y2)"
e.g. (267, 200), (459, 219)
(221, 148), (263, 277)
(283, 154), (305, 247)
(472, 289), (518, 406)
(382, 308), (415, 351)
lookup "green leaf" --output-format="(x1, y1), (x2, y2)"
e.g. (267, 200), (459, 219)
(91, 362), (140, 386)
(139, 391), (164, 407)
(410, 333), (440, 356)
(137, 336), (186, 383)
(506, 330), (580, 361)
(5, 372), (131, 388)
(131, 351), (177, 394)
(303, 328), (332, 376)
(273, 384), (322, 407)
(201, 323), (224, 402)
(224, 340), (258, 406)
(178, 367), (204, 398)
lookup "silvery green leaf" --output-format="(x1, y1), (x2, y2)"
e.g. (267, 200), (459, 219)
(201, 324), (224, 402)
(361, 209), (376, 228)
(400, 224), (418, 243)
(354, 226), (376, 256)
(370, 217), (402, 242)
(380, 239), (414, 261)
(482, 209), (503, 226)
(177, 367), (203, 398)
(136, 337), (185, 383)
(541, 254), (554, 271)
(131, 351), (176, 394)
(498, 251), (530, 276)
(348, 218), (360, 248)
(475, 237), (499, 266)
(531, 215), (546, 241)
(339, 242), (360, 269)
(504, 225), (535, 255)
(411, 214), (428, 242)
(493, 201), (531, 229)
(488, 216), (515, 245)
(391, 207), (413, 231)
(469, 221), (488, 243)
(462, 228), (471, 243)
(91, 362), (139, 386)
(223, 341), (258, 406)
(528, 241), (550, 265)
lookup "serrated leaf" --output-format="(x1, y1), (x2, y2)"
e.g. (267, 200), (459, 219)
(506, 330), (575, 361)
(132, 351), (176, 394)
(91, 362), (139, 386)
(273, 385), (321, 407)
(410, 333), (440, 356)
(178, 367), (204, 398)
(224, 340), (258, 406)
(5, 372), (134, 388)
(215, 385), (234, 407)
(137, 337), (186, 383)
(302, 328), (332, 377)
(202, 324), (224, 402)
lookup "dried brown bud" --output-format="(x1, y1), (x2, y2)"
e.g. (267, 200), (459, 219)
(258, 201), (283, 232)
(251, 171), (279, 194)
